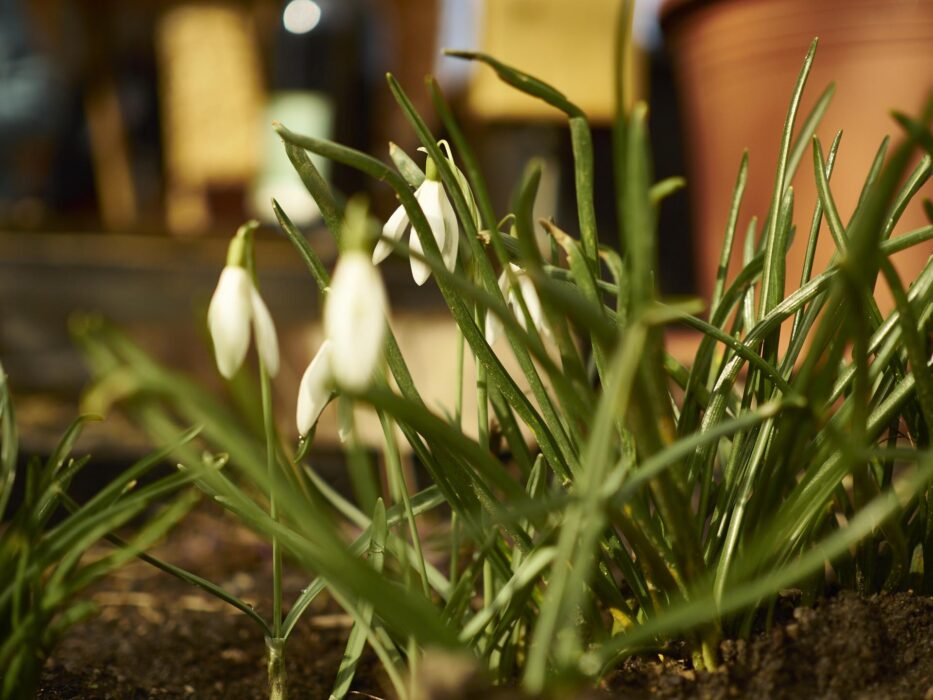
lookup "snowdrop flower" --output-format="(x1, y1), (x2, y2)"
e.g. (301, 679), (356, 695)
(296, 339), (333, 436)
(373, 157), (458, 285)
(295, 197), (391, 436)
(484, 264), (547, 345)
(207, 229), (279, 379)
(325, 251), (388, 389)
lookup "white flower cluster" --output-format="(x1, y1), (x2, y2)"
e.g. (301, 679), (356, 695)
(296, 252), (388, 435)
(207, 234), (388, 439)
(207, 147), (548, 446)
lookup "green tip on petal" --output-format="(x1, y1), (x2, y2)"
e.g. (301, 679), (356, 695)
(226, 220), (260, 267)
(425, 156), (440, 182)
(342, 196), (375, 254)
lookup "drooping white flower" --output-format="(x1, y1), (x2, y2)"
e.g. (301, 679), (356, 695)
(410, 179), (458, 284)
(207, 265), (280, 379)
(296, 339), (333, 436)
(372, 204), (408, 266)
(484, 264), (548, 346)
(324, 251), (388, 390)
(373, 160), (458, 286)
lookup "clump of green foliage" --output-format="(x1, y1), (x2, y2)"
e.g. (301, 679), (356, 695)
(0, 361), (200, 699)
(72, 5), (931, 698)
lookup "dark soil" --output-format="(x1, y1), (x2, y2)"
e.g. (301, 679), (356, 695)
(38, 503), (384, 699)
(37, 502), (933, 699)
(608, 591), (933, 700)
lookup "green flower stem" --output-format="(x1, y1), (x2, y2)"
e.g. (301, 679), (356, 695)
(252, 228), (286, 689)
(378, 409), (430, 597)
(259, 363), (283, 641)
(266, 636), (287, 700)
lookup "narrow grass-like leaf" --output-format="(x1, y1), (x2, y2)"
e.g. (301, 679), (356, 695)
(524, 324), (647, 691)
(329, 499), (387, 700)
(884, 154), (931, 238)
(444, 51), (599, 268)
(785, 82), (836, 182)
(384, 75), (580, 475)
(813, 137), (848, 251)
(650, 177), (686, 206)
(276, 121), (575, 479)
(460, 547), (555, 643)
(761, 39), (818, 286)
(272, 199), (329, 294)
(878, 257), (933, 431)
(283, 142), (344, 241)
(594, 451), (933, 675)
(389, 141), (425, 188)
(710, 151), (748, 316)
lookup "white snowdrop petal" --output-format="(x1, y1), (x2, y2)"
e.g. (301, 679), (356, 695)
(409, 227), (431, 286)
(296, 340), (334, 436)
(409, 181), (447, 285)
(499, 269), (513, 295)
(484, 310), (503, 346)
(207, 266), (253, 379)
(509, 290), (529, 331)
(250, 286), (280, 377)
(439, 188), (459, 273)
(373, 204), (409, 265)
(517, 274), (545, 334)
(485, 270), (510, 344)
(420, 182), (448, 252)
(324, 253), (388, 391)
(336, 395), (353, 444)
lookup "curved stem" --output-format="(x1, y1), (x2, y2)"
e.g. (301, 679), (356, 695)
(259, 364), (282, 639)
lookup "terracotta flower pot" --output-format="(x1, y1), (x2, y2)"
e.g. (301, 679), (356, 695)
(662, 0), (933, 311)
